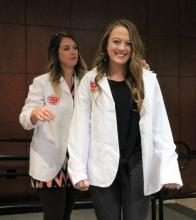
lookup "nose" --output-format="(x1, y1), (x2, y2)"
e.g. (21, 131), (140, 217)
(70, 48), (77, 55)
(118, 42), (126, 50)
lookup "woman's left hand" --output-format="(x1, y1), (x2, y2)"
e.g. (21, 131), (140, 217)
(163, 183), (178, 189)
(75, 179), (89, 191)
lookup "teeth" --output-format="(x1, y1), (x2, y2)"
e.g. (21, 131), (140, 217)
(116, 53), (126, 56)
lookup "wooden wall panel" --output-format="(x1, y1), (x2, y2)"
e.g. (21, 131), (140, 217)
(180, 78), (196, 149)
(26, 73), (40, 86)
(147, 0), (178, 36)
(147, 36), (178, 77)
(0, 74), (26, 123)
(169, 116), (180, 141)
(0, 141), (28, 202)
(180, 160), (196, 193)
(0, 24), (25, 73)
(71, 29), (103, 68)
(0, 178), (28, 202)
(71, 0), (146, 33)
(26, 0), (70, 28)
(180, 0), (196, 37)
(0, 123), (26, 137)
(158, 77), (179, 116)
(0, 142), (27, 158)
(27, 26), (68, 74)
(180, 38), (196, 77)
(158, 77), (180, 141)
(0, 0), (25, 24)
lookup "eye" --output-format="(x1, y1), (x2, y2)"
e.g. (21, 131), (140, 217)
(73, 45), (79, 50)
(126, 42), (132, 47)
(63, 46), (70, 51)
(113, 39), (121, 45)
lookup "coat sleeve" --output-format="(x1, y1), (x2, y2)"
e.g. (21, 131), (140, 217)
(152, 76), (183, 188)
(68, 73), (92, 185)
(19, 77), (45, 130)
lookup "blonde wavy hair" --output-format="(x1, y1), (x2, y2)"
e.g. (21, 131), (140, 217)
(47, 32), (87, 96)
(93, 19), (145, 112)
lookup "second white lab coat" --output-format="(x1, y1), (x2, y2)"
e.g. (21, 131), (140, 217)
(19, 73), (79, 181)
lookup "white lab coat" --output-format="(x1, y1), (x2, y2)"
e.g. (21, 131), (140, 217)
(19, 73), (78, 181)
(68, 68), (183, 196)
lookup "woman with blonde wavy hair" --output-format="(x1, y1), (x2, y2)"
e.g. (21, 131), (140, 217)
(68, 19), (182, 220)
(93, 19), (145, 111)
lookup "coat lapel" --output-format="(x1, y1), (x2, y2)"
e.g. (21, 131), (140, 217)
(74, 75), (79, 95)
(60, 74), (79, 95)
(60, 76), (70, 94)
(98, 75), (113, 100)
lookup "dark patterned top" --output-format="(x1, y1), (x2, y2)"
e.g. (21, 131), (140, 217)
(31, 168), (68, 188)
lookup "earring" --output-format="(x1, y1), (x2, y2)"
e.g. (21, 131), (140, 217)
(104, 52), (108, 63)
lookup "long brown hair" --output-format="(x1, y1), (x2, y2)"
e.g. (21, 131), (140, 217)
(93, 19), (145, 111)
(47, 32), (87, 95)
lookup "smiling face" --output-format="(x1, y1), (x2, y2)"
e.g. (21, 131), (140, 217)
(58, 37), (79, 69)
(107, 26), (132, 68)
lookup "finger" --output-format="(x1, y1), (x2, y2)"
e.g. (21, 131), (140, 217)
(43, 109), (55, 120)
(83, 179), (90, 188)
(164, 184), (177, 189)
(75, 181), (84, 189)
(36, 112), (45, 121)
(43, 111), (53, 121)
(141, 59), (150, 70)
(145, 64), (150, 70)
(39, 109), (54, 121)
(82, 180), (89, 191)
(75, 185), (88, 191)
(44, 109), (55, 116)
(75, 180), (89, 191)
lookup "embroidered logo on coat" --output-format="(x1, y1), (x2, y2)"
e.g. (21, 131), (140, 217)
(47, 95), (60, 105)
(90, 78), (97, 92)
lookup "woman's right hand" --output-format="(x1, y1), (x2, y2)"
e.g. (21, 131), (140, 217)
(75, 179), (89, 191)
(30, 107), (55, 125)
(141, 59), (150, 70)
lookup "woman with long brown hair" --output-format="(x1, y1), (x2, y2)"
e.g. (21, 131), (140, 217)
(67, 19), (182, 220)
(19, 32), (87, 220)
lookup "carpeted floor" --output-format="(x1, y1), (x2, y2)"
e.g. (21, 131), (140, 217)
(0, 203), (195, 220)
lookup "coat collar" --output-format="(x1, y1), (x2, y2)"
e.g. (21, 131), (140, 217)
(97, 74), (113, 100)
(73, 75), (79, 96)
(60, 74), (79, 94)
(60, 76), (69, 94)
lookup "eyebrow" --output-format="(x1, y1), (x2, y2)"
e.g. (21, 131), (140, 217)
(112, 37), (130, 40)
(112, 37), (131, 42)
(61, 43), (78, 47)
